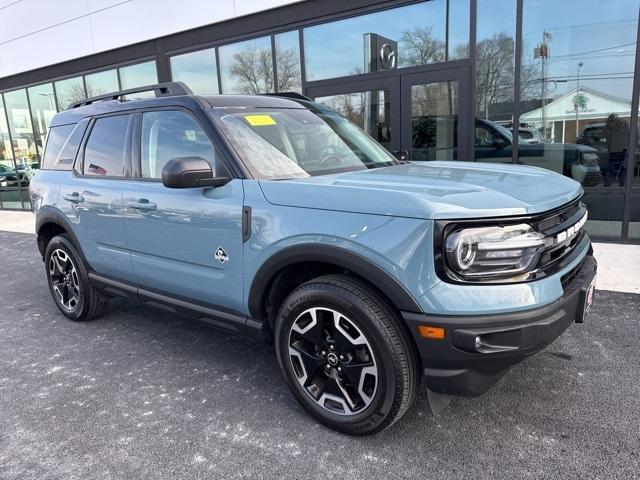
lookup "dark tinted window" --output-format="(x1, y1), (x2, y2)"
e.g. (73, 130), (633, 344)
(141, 110), (219, 178)
(83, 115), (130, 177)
(42, 119), (89, 170)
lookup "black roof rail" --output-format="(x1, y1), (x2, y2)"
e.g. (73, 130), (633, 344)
(69, 81), (193, 109)
(262, 91), (313, 102)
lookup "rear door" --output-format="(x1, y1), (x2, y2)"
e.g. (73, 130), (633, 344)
(121, 108), (245, 315)
(59, 113), (133, 279)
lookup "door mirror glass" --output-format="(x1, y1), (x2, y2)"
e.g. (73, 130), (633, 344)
(161, 157), (230, 188)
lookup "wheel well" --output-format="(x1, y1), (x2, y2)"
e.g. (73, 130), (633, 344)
(260, 261), (408, 343)
(37, 222), (67, 258)
(259, 260), (423, 372)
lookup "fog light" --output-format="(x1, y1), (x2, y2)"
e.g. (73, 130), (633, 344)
(475, 336), (482, 350)
(418, 325), (445, 340)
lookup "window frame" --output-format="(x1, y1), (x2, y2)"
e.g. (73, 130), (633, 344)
(131, 105), (231, 183)
(74, 112), (134, 179)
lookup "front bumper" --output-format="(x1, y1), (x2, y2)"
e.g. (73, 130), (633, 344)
(402, 254), (598, 397)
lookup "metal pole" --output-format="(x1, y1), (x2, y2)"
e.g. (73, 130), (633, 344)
(575, 62), (583, 140)
(512, 0), (524, 165)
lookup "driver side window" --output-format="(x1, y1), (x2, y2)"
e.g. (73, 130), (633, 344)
(141, 110), (223, 179)
(474, 124), (500, 147)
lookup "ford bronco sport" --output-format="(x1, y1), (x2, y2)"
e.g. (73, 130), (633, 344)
(30, 82), (597, 435)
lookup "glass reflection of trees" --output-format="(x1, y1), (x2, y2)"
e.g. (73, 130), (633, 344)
(229, 43), (301, 94)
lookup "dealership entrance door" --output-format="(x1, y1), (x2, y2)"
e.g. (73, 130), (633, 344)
(305, 66), (472, 162)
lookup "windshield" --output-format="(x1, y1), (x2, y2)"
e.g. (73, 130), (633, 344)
(210, 105), (399, 180)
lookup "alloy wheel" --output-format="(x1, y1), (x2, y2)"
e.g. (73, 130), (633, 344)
(287, 307), (378, 416)
(49, 249), (80, 311)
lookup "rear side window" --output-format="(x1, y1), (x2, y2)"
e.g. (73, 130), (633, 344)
(42, 125), (73, 169)
(83, 115), (130, 177)
(42, 119), (89, 170)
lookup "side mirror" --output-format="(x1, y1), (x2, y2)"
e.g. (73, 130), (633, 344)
(161, 157), (230, 188)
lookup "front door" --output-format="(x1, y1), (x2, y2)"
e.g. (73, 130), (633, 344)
(306, 66), (471, 162)
(121, 109), (245, 315)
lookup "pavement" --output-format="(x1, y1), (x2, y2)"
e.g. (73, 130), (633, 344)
(0, 228), (639, 479)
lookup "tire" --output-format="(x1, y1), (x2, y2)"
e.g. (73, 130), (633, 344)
(44, 234), (108, 322)
(275, 274), (419, 435)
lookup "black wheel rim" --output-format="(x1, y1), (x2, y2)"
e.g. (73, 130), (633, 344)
(287, 307), (378, 416)
(49, 249), (80, 311)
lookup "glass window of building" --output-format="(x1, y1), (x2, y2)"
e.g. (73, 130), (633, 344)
(170, 48), (219, 95)
(316, 90), (392, 150)
(447, 0), (471, 60)
(55, 76), (85, 110)
(0, 96), (13, 165)
(0, 95), (21, 207)
(219, 36), (274, 94)
(28, 83), (57, 163)
(85, 69), (119, 97)
(410, 81), (459, 160)
(119, 61), (158, 90)
(520, 0), (639, 239)
(274, 31), (302, 93)
(474, 0), (516, 132)
(303, 0), (469, 81)
(3, 89), (38, 176)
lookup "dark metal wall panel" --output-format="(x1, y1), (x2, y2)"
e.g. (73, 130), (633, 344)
(622, 7), (640, 240)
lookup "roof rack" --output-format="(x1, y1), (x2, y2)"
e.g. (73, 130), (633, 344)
(69, 81), (193, 109)
(262, 91), (313, 102)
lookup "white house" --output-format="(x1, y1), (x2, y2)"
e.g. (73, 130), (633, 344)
(520, 86), (632, 143)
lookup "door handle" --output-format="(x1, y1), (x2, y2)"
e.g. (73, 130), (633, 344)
(63, 192), (84, 203)
(127, 199), (157, 211)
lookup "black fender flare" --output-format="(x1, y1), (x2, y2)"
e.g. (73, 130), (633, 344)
(247, 244), (423, 321)
(35, 211), (89, 265)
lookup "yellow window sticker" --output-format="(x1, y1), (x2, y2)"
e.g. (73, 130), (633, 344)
(244, 114), (277, 126)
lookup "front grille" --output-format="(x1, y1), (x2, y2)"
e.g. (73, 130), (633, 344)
(561, 258), (584, 288)
(532, 198), (587, 277)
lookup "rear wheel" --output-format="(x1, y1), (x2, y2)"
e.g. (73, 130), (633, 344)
(44, 234), (107, 321)
(275, 274), (419, 435)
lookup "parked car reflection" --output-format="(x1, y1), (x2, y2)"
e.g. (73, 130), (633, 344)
(411, 115), (602, 186)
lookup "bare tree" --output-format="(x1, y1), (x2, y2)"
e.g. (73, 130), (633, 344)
(229, 44), (301, 94)
(475, 32), (541, 118)
(230, 46), (274, 94)
(400, 26), (446, 66)
(275, 45), (301, 92)
(475, 33), (515, 117)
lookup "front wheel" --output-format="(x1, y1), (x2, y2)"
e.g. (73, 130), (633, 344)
(275, 274), (419, 435)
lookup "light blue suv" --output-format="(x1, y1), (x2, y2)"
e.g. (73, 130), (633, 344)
(30, 83), (597, 435)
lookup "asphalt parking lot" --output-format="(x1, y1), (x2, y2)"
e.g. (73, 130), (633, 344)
(0, 230), (639, 480)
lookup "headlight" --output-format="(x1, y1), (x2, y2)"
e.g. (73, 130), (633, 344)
(445, 224), (546, 281)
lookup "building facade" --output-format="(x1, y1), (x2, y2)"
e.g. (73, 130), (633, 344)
(0, 0), (638, 242)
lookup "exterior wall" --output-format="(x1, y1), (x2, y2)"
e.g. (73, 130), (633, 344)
(0, 0), (301, 79)
(0, 0), (638, 242)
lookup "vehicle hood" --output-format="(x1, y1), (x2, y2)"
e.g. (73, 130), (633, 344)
(519, 142), (597, 153)
(258, 161), (583, 220)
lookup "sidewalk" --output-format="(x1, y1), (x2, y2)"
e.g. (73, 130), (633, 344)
(1, 210), (638, 294)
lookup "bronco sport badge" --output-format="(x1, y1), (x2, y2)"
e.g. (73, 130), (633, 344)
(214, 247), (229, 264)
